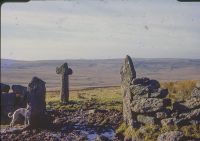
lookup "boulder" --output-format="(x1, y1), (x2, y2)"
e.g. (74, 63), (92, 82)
(131, 98), (164, 113)
(184, 97), (200, 110)
(147, 79), (160, 92)
(0, 83), (10, 93)
(131, 77), (150, 85)
(130, 85), (150, 98)
(12, 85), (27, 95)
(157, 131), (184, 141)
(150, 88), (168, 98)
(137, 115), (157, 125)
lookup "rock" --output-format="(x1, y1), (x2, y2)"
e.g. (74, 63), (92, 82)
(12, 85), (27, 95)
(120, 55), (136, 85)
(184, 97), (200, 110)
(191, 88), (200, 98)
(150, 88), (168, 98)
(88, 109), (96, 114)
(1, 93), (16, 117)
(130, 85), (150, 98)
(56, 63), (73, 103)
(0, 83), (10, 93)
(121, 55), (136, 126)
(131, 77), (150, 85)
(131, 98), (164, 113)
(163, 98), (172, 107)
(161, 118), (176, 126)
(156, 111), (169, 119)
(147, 79), (160, 91)
(27, 77), (47, 127)
(157, 131), (184, 141)
(172, 102), (189, 112)
(137, 115), (157, 125)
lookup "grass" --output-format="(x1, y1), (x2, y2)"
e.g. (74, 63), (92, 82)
(46, 86), (122, 111)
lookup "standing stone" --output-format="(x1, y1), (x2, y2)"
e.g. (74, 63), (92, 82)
(27, 77), (46, 127)
(120, 55), (136, 126)
(56, 63), (73, 103)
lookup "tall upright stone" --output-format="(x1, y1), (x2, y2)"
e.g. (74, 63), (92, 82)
(27, 77), (46, 127)
(56, 63), (73, 103)
(120, 55), (136, 126)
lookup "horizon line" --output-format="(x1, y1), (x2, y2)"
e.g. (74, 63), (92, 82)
(1, 57), (200, 62)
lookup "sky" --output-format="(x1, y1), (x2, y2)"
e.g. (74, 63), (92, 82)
(1, 0), (200, 60)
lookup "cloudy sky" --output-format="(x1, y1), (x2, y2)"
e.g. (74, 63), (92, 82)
(1, 0), (200, 60)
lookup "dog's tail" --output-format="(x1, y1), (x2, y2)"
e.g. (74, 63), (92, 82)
(8, 112), (13, 118)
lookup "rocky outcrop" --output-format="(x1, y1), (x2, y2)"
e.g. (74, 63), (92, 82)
(121, 56), (200, 141)
(120, 55), (170, 128)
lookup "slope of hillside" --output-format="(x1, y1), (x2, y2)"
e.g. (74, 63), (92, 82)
(1, 58), (200, 90)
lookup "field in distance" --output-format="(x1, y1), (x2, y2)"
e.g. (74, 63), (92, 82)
(1, 58), (200, 90)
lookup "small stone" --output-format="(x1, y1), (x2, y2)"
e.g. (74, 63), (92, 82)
(95, 135), (110, 141)
(161, 118), (178, 126)
(137, 115), (157, 125)
(157, 131), (184, 141)
(156, 111), (168, 119)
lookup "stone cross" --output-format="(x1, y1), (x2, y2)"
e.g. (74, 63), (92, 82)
(56, 63), (73, 103)
(120, 55), (136, 126)
(27, 76), (46, 127)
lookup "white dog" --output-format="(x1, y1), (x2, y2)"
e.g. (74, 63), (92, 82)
(8, 105), (31, 127)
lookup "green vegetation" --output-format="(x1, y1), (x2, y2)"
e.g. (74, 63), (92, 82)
(161, 80), (197, 102)
(46, 86), (122, 111)
(116, 124), (200, 141)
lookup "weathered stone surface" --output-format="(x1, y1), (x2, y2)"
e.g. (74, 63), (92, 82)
(56, 63), (73, 103)
(131, 77), (150, 85)
(27, 76), (47, 127)
(150, 88), (168, 98)
(1, 93), (16, 117)
(131, 98), (164, 113)
(184, 97), (200, 110)
(156, 110), (169, 119)
(157, 131), (184, 141)
(120, 55), (136, 126)
(191, 87), (200, 98)
(120, 55), (136, 87)
(137, 115), (157, 125)
(1, 83), (10, 93)
(161, 118), (176, 126)
(12, 85), (27, 95)
(130, 85), (150, 98)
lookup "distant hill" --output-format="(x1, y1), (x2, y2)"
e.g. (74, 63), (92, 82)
(1, 58), (200, 90)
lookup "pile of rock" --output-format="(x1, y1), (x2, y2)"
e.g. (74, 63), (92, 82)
(169, 81), (200, 127)
(121, 55), (171, 127)
(120, 55), (200, 141)
(1, 83), (28, 118)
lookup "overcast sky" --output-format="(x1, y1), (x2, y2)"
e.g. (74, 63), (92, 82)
(1, 0), (200, 60)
